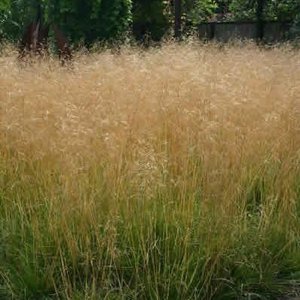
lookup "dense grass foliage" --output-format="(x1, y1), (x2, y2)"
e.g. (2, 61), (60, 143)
(0, 0), (132, 44)
(0, 42), (299, 299)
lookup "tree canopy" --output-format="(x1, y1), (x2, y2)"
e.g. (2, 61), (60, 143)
(0, 0), (299, 43)
(230, 0), (300, 21)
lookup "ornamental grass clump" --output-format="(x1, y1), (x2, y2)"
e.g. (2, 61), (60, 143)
(0, 42), (299, 299)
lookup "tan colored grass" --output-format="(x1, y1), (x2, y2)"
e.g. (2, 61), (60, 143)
(1, 42), (299, 199)
(0, 41), (300, 299)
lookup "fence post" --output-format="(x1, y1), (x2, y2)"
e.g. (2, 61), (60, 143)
(210, 22), (216, 40)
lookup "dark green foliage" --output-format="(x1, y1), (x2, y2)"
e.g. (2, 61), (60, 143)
(1, 0), (300, 44)
(265, 0), (300, 21)
(0, 0), (39, 41)
(47, 0), (132, 45)
(290, 13), (300, 38)
(132, 0), (169, 42)
(229, 0), (300, 21)
(1, 0), (132, 44)
(184, 0), (217, 25)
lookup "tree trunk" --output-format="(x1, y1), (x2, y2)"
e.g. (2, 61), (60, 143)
(256, 0), (266, 42)
(174, 0), (182, 39)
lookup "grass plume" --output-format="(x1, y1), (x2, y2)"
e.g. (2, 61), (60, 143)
(0, 42), (300, 299)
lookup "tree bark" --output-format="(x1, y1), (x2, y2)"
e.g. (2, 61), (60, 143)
(256, 0), (266, 42)
(174, 0), (182, 39)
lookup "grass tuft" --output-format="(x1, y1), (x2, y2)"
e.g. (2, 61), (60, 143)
(0, 41), (299, 299)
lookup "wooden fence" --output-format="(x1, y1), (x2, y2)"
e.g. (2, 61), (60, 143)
(198, 21), (293, 43)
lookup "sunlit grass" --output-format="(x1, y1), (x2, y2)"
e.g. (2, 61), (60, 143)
(0, 41), (299, 299)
